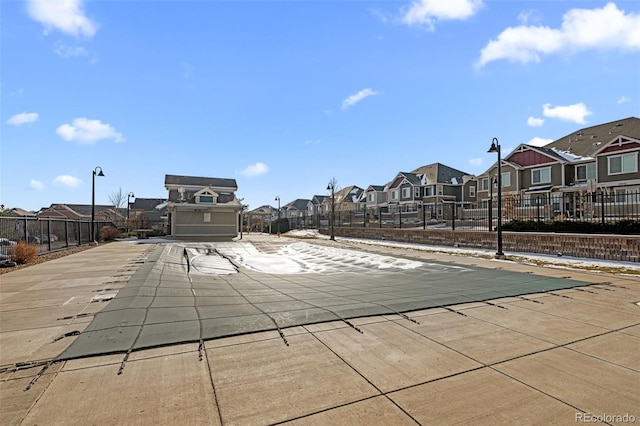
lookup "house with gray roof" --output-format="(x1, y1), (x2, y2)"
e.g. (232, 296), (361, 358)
(164, 174), (241, 240)
(477, 116), (640, 219)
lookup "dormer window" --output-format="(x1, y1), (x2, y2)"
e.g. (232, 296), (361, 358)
(194, 187), (219, 204)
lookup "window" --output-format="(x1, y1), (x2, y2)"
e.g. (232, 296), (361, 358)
(391, 190), (398, 200)
(614, 188), (640, 203)
(402, 187), (411, 198)
(424, 187), (433, 196)
(368, 193), (374, 203)
(531, 167), (551, 184)
(469, 186), (475, 198)
(198, 196), (214, 203)
(501, 172), (511, 187)
(480, 178), (489, 191)
(414, 187), (421, 198)
(576, 163), (596, 181)
(608, 153), (638, 175)
(203, 212), (211, 222)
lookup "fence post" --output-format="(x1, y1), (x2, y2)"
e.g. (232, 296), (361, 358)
(23, 216), (29, 241)
(452, 203), (456, 231)
(601, 192), (606, 226)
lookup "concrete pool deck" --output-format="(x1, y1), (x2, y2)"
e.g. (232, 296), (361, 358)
(1, 234), (639, 425)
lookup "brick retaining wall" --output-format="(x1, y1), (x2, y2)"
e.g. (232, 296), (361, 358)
(320, 227), (640, 263)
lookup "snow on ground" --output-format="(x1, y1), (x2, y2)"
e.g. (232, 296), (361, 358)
(285, 229), (640, 273)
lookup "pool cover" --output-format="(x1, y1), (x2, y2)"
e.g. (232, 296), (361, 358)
(58, 241), (593, 360)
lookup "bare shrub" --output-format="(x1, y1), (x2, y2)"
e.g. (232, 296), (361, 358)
(100, 225), (120, 241)
(8, 241), (39, 264)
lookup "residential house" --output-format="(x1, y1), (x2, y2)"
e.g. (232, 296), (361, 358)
(362, 185), (388, 224)
(282, 199), (311, 228)
(3, 208), (36, 217)
(246, 205), (274, 232)
(128, 198), (168, 233)
(307, 195), (327, 227)
(477, 116), (640, 219)
(164, 174), (242, 240)
(383, 163), (473, 222)
(322, 186), (364, 225)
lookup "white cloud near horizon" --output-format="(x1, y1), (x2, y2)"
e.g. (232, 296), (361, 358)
(57, 118), (125, 144)
(240, 162), (269, 177)
(29, 179), (45, 190)
(542, 103), (592, 124)
(476, 3), (640, 68)
(527, 137), (553, 147)
(341, 88), (380, 110)
(527, 116), (544, 127)
(27, 0), (97, 37)
(53, 175), (82, 188)
(400, 0), (483, 30)
(617, 96), (631, 104)
(7, 112), (39, 126)
(54, 42), (88, 58)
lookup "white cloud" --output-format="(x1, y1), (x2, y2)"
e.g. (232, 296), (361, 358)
(542, 103), (592, 124)
(55, 42), (88, 58)
(468, 157), (483, 166)
(29, 180), (45, 190)
(527, 116), (544, 127)
(57, 118), (125, 144)
(517, 9), (543, 25)
(400, 0), (483, 30)
(341, 88), (380, 110)
(476, 3), (640, 68)
(527, 137), (553, 147)
(617, 96), (631, 104)
(240, 162), (269, 177)
(6, 112), (39, 126)
(53, 175), (82, 188)
(27, 0), (97, 37)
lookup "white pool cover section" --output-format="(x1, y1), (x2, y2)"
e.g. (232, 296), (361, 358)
(57, 241), (594, 360)
(210, 242), (436, 274)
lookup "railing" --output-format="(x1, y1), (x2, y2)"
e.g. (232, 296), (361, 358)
(298, 191), (640, 233)
(0, 216), (113, 255)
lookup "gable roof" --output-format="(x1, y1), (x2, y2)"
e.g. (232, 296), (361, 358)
(334, 185), (364, 203)
(164, 174), (237, 191)
(130, 198), (167, 211)
(411, 163), (470, 185)
(283, 199), (311, 211)
(544, 116), (640, 159)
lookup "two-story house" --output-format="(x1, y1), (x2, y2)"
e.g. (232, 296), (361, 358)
(164, 174), (242, 240)
(477, 116), (640, 220)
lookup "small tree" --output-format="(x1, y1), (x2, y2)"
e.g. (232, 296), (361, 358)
(109, 187), (126, 209)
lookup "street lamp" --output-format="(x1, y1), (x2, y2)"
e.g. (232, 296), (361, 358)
(488, 138), (504, 258)
(326, 182), (335, 240)
(275, 196), (280, 237)
(127, 192), (135, 233)
(91, 166), (105, 243)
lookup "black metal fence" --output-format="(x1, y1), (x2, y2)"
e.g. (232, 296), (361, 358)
(0, 216), (113, 256)
(278, 191), (640, 233)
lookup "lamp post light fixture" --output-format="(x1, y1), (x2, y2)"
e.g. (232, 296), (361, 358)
(91, 166), (105, 243)
(326, 182), (335, 241)
(127, 192), (135, 233)
(275, 196), (280, 237)
(487, 138), (504, 259)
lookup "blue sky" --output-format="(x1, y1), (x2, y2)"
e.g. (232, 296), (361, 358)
(2, 0), (639, 212)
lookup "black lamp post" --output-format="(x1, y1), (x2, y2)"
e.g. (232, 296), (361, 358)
(275, 196), (280, 237)
(488, 138), (504, 258)
(326, 183), (335, 240)
(127, 192), (135, 233)
(91, 166), (105, 243)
